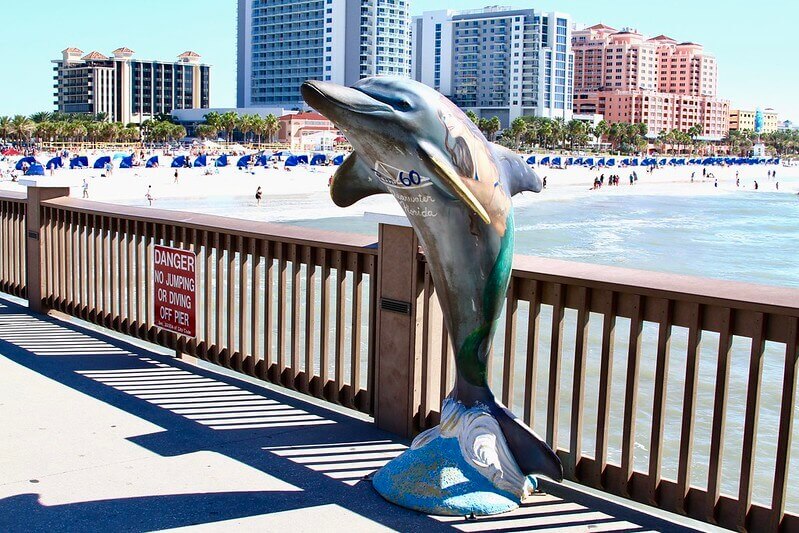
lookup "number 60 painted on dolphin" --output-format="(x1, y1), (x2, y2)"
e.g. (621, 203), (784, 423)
(399, 170), (421, 187)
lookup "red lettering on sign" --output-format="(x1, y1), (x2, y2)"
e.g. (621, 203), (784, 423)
(153, 245), (197, 337)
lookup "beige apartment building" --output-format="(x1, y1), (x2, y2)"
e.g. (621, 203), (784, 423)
(729, 108), (779, 133)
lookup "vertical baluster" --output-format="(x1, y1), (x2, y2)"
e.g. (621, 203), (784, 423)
(126, 219), (135, 333)
(676, 303), (703, 513)
(1, 202), (7, 292)
(440, 314), (451, 403)
(58, 209), (67, 310)
(706, 307), (732, 520)
(237, 236), (249, 372)
(80, 212), (88, 318)
(620, 294), (644, 496)
(250, 238), (262, 376)
(350, 253), (363, 409)
(366, 255), (377, 414)
(214, 232), (224, 364)
(202, 231), (212, 357)
(145, 223), (155, 341)
(502, 277), (518, 408)
(334, 250), (346, 403)
(770, 317), (798, 531)
(568, 286), (591, 480)
(111, 218), (120, 327)
(420, 264), (433, 427)
(136, 222), (145, 337)
(318, 248), (330, 398)
(547, 282), (566, 449)
(592, 291), (617, 488)
(648, 299), (674, 504)
(524, 280), (542, 426)
(264, 241), (275, 381)
(303, 246), (316, 393)
(42, 206), (51, 303)
(736, 312), (767, 529)
(226, 234), (235, 368)
(94, 214), (102, 320)
(290, 243), (301, 388)
(276, 243), (287, 383)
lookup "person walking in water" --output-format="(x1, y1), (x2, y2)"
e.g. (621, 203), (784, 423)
(82, 179), (89, 199)
(145, 185), (154, 206)
(255, 186), (263, 206)
(542, 176), (547, 189)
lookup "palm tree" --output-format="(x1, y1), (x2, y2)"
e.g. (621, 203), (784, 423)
(237, 114), (256, 143)
(10, 115), (34, 143)
(250, 115), (265, 145)
(30, 111), (53, 124)
(194, 124), (217, 140)
(220, 111), (239, 142)
(0, 116), (11, 140)
(507, 118), (527, 150)
(593, 120), (609, 146)
(465, 110), (479, 125)
(565, 119), (587, 150)
(263, 114), (279, 143)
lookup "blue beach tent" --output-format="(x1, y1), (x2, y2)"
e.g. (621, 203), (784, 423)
(119, 156), (134, 169)
(596, 158), (606, 167)
(551, 157), (562, 166)
(237, 155), (251, 168)
(621, 158), (630, 166)
(25, 163), (45, 176)
(46, 157), (64, 169)
(658, 158), (667, 166)
(284, 155), (300, 167)
(193, 155), (207, 167)
(146, 156), (159, 168)
(15, 156), (39, 170)
(526, 155), (537, 165)
(93, 156), (111, 169)
(606, 158), (616, 167)
(573, 157), (583, 166)
(255, 154), (272, 167)
(566, 157), (574, 165)
(333, 154), (345, 165)
(171, 156), (186, 168)
(296, 155), (309, 165)
(70, 156), (89, 169)
(631, 158), (640, 166)
(584, 158), (594, 166)
(540, 156), (550, 165)
(215, 155), (228, 167)
(311, 153), (327, 166)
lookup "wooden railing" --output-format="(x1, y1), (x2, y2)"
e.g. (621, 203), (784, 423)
(37, 197), (377, 414)
(0, 191), (27, 298)
(2, 188), (798, 532)
(416, 255), (799, 532)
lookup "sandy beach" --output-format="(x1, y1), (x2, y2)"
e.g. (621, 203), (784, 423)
(1, 153), (794, 223)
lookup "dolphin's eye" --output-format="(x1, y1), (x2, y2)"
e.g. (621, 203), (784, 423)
(396, 100), (411, 111)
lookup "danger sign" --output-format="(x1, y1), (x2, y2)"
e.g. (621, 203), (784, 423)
(153, 245), (197, 337)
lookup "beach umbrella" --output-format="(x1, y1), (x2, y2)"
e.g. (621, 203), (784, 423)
(296, 155), (309, 165)
(311, 153), (327, 166)
(171, 156), (186, 168)
(93, 156), (111, 169)
(551, 157), (561, 166)
(215, 155), (228, 167)
(237, 155), (251, 168)
(15, 156), (39, 170)
(146, 156), (159, 168)
(70, 156), (89, 169)
(333, 154), (345, 165)
(25, 163), (45, 176)
(46, 157), (64, 169)
(119, 156), (135, 169)
(2, 148), (21, 156)
(606, 158), (616, 167)
(193, 155), (207, 167)
(284, 155), (299, 167)
(526, 155), (537, 165)
(540, 156), (550, 165)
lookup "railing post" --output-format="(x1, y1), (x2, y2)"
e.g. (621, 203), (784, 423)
(373, 221), (425, 438)
(26, 186), (70, 314)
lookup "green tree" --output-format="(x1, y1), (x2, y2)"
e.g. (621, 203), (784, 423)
(220, 111), (239, 142)
(507, 117), (527, 150)
(10, 115), (34, 142)
(465, 110), (479, 125)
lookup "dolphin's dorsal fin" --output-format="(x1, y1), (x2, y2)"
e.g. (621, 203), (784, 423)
(329, 153), (389, 208)
(490, 143), (543, 197)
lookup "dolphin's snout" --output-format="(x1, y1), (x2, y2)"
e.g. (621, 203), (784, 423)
(301, 80), (393, 117)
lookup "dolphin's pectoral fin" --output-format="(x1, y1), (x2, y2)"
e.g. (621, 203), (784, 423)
(490, 143), (543, 197)
(417, 139), (491, 225)
(491, 401), (563, 482)
(329, 153), (389, 208)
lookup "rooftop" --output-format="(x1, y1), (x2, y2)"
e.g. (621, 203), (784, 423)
(81, 51), (109, 60)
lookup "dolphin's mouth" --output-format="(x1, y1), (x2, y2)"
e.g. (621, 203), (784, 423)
(302, 80), (393, 117)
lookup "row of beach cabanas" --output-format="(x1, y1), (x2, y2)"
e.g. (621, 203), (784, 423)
(526, 155), (781, 168)
(12, 152), (349, 175)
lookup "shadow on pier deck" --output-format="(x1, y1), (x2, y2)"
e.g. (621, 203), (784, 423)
(0, 297), (719, 532)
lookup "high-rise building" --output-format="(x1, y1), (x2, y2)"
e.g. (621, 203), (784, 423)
(412, 6), (574, 127)
(237, 0), (411, 109)
(53, 48), (210, 124)
(571, 24), (728, 139)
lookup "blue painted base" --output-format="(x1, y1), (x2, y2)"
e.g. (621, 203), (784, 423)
(372, 436), (521, 516)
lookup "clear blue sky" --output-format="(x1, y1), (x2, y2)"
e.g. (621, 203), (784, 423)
(0, 0), (794, 121)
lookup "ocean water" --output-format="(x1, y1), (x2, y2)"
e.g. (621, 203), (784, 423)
(129, 170), (799, 511)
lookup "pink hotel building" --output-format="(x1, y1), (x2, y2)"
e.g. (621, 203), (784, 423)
(572, 24), (729, 140)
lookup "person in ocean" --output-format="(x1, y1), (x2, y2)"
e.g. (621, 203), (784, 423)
(255, 186), (263, 206)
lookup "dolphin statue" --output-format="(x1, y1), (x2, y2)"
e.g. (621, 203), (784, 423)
(302, 77), (563, 484)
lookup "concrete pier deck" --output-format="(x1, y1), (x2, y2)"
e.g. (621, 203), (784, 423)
(0, 296), (722, 532)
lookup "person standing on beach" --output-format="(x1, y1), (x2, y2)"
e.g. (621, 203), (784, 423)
(543, 176), (547, 189)
(736, 177), (740, 187)
(714, 179), (718, 188)
(255, 186), (263, 206)
(754, 181), (759, 190)
(82, 179), (89, 199)
(146, 185), (154, 206)
(174, 168), (179, 184)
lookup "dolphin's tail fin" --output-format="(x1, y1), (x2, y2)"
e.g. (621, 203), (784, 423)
(490, 401), (563, 482)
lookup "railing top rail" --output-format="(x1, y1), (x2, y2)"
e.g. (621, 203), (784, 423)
(43, 197), (378, 255)
(513, 254), (799, 317)
(0, 191), (27, 201)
